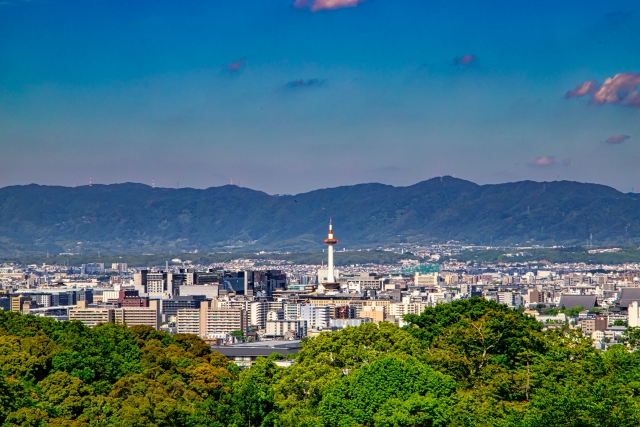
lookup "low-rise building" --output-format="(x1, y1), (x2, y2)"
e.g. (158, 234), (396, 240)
(360, 305), (384, 322)
(176, 302), (246, 337)
(211, 340), (302, 368)
(69, 306), (114, 327)
(176, 309), (201, 335)
(265, 320), (307, 338)
(330, 318), (372, 329)
(114, 300), (160, 329)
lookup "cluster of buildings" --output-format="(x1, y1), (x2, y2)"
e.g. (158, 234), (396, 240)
(3, 223), (640, 361)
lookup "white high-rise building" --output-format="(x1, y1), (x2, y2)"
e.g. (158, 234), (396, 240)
(285, 303), (302, 320)
(388, 302), (429, 318)
(301, 304), (330, 329)
(249, 301), (267, 329)
(629, 301), (640, 327)
(176, 309), (200, 335)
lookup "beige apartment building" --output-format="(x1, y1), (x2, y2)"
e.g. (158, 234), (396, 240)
(176, 308), (201, 335)
(414, 272), (440, 287)
(265, 319), (307, 338)
(69, 306), (114, 327)
(11, 296), (26, 313)
(114, 300), (160, 329)
(69, 300), (160, 329)
(202, 308), (245, 335)
(176, 301), (245, 337)
(360, 306), (385, 323)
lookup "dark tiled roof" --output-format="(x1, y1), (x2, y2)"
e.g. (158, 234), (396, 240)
(558, 294), (596, 310)
(619, 288), (640, 308)
(211, 343), (301, 358)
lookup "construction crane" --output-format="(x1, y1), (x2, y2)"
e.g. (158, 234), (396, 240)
(338, 290), (360, 319)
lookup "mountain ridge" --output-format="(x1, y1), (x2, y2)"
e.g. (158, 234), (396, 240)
(0, 176), (638, 255)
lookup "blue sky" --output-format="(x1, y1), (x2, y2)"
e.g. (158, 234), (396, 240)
(1, 0), (639, 193)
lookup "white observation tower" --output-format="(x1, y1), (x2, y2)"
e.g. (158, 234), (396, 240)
(321, 219), (340, 291)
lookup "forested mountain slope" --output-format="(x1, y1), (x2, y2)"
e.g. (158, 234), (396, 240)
(0, 177), (638, 254)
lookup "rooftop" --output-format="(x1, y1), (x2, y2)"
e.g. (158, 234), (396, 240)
(211, 340), (302, 358)
(558, 294), (597, 310)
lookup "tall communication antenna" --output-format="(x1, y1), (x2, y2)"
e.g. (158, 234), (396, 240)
(152, 179), (155, 189)
(89, 177), (92, 187)
(323, 219), (338, 284)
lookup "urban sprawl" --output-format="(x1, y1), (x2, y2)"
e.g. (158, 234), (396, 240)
(2, 223), (639, 367)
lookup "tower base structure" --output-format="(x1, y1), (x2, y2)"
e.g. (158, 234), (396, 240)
(318, 282), (340, 294)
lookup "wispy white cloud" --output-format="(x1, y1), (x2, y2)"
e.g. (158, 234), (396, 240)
(528, 156), (556, 167)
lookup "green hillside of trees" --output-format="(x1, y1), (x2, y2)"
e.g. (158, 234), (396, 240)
(2, 177), (640, 255)
(2, 299), (640, 426)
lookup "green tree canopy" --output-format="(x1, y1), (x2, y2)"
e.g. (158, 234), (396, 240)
(2, 300), (640, 427)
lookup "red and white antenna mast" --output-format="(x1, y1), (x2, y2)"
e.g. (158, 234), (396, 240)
(323, 218), (339, 283)
(89, 177), (92, 187)
(152, 179), (155, 189)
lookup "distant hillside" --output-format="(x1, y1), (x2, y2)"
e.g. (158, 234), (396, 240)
(1, 177), (639, 255)
(447, 247), (640, 265)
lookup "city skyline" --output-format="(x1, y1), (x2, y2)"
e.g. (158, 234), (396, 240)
(1, 0), (639, 193)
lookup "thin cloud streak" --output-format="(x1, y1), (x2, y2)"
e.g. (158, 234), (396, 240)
(454, 55), (476, 66)
(294, 0), (364, 12)
(285, 78), (326, 88)
(605, 134), (631, 144)
(225, 58), (245, 71)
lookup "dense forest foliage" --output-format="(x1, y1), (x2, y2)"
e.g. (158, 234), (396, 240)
(2, 299), (640, 426)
